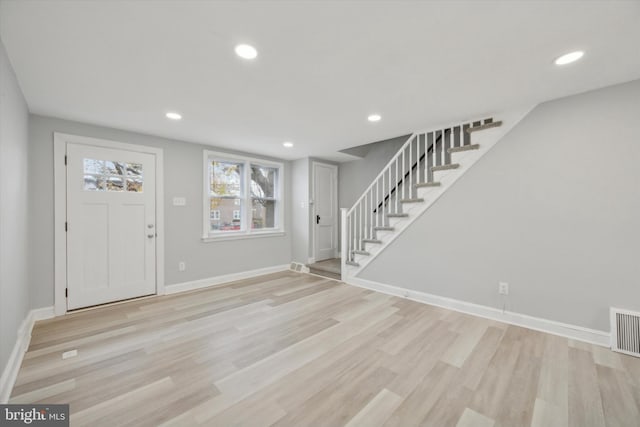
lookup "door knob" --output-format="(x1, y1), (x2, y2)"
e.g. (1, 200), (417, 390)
(147, 224), (154, 229)
(316, 215), (320, 224)
(147, 234), (155, 238)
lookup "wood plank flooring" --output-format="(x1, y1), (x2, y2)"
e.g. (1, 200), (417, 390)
(10, 271), (640, 426)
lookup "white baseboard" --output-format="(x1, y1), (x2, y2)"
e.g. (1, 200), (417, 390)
(0, 306), (55, 403)
(165, 264), (290, 295)
(346, 276), (610, 347)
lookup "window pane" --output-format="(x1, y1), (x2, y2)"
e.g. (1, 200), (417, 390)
(84, 159), (104, 174)
(104, 161), (126, 175)
(126, 178), (143, 192)
(252, 199), (276, 229)
(127, 163), (143, 177)
(251, 165), (277, 198)
(210, 161), (242, 197)
(210, 197), (242, 231)
(105, 176), (124, 191)
(84, 174), (105, 191)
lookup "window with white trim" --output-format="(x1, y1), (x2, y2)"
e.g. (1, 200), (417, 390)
(203, 151), (284, 239)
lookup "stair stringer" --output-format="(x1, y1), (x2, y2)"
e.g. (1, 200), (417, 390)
(344, 106), (536, 279)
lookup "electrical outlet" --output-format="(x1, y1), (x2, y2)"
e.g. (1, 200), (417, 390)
(498, 282), (509, 295)
(178, 261), (186, 272)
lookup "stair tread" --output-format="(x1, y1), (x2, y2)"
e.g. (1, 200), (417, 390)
(387, 213), (409, 217)
(466, 120), (502, 133)
(415, 181), (441, 188)
(352, 250), (370, 256)
(400, 198), (424, 203)
(432, 163), (460, 172)
(373, 226), (394, 231)
(448, 144), (480, 154)
(362, 239), (382, 244)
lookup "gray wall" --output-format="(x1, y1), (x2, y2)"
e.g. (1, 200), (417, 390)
(291, 158), (310, 263)
(0, 40), (30, 374)
(361, 79), (640, 332)
(29, 115), (292, 309)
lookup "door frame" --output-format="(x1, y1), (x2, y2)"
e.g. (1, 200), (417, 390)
(53, 133), (165, 316)
(311, 161), (338, 263)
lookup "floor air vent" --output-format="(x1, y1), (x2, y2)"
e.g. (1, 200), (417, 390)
(289, 262), (310, 273)
(611, 307), (640, 357)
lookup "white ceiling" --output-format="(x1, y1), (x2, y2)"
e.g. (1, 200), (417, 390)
(1, 1), (639, 162)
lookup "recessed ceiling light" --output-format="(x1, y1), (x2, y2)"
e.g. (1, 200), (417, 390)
(554, 51), (584, 66)
(165, 112), (182, 120)
(368, 114), (382, 122)
(283, 141), (294, 148)
(235, 44), (258, 60)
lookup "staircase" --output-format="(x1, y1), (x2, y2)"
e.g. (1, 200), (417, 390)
(341, 109), (532, 279)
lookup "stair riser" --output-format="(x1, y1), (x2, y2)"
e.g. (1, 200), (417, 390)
(363, 242), (381, 253)
(387, 216), (410, 228)
(374, 230), (394, 240)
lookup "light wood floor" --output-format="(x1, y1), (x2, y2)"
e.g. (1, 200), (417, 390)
(11, 271), (640, 426)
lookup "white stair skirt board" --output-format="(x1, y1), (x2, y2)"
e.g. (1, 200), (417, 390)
(347, 276), (610, 347)
(164, 264), (290, 295)
(344, 107), (535, 277)
(0, 307), (55, 403)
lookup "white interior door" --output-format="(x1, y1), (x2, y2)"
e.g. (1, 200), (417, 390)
(313, 162), (338, 262)
(66, 143), (156, 309)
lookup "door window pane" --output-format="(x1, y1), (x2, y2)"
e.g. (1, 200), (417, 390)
(84, 174), (105, 191)
(106, 176), (124, 191)
(104, 161), (126, 175)
(127, 163), (143, 177)
(83, 158), (144, 192)
(84, 159), (104, 174)
(127, 178), (143, 192)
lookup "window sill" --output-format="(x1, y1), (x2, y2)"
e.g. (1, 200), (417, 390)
(201, 230), (286, 243)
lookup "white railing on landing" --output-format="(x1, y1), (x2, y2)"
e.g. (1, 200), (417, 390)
(341, 117), (497, 274)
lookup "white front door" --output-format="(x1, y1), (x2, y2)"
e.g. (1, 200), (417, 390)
(313, 162), (338, 262)
(66, 143), (157, 309)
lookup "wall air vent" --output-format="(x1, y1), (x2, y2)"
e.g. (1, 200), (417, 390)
(611, 307), (640, 358)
